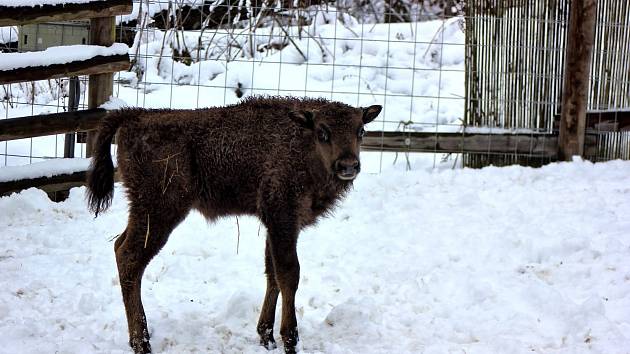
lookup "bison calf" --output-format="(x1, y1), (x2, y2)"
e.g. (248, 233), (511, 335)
(87, 96), (381, 353)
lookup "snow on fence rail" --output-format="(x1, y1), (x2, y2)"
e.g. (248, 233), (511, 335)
(0, 157), (120, 197)
(0, 44), (129, 84)
(0, 159), (92, 197)
(0, 157), (91, 183)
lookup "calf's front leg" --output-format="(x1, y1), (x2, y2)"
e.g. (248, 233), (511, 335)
(260, 214), (300, 354)
(257, 239), (280, 350)
(258, 181), (303, 353)
(270, 230), (300, 354)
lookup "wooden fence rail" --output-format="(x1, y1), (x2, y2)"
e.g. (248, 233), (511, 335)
(0, 109), (107, 141)
(362, 131), (561, 157)
(0, 0), (132, 27)
(0, 54), (129, 85)
(0, 106), (604, 198)
(1, 108), (578, 158)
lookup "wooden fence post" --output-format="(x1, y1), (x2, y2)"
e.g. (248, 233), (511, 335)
(87, 16), (115, 157)
(558, 0), (598, 160)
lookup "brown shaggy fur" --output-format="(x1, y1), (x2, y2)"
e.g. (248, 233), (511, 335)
(86, 96), (381, 354)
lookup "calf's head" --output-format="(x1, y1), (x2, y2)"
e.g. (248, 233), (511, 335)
(290, 104), (382, 181)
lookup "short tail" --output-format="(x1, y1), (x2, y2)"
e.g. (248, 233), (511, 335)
(86, 110), (128, 216)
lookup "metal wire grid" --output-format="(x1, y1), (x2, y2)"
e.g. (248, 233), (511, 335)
(111, 0), (468, 169)
(1, 76), (91, 166)
(114, 6), (463, 102)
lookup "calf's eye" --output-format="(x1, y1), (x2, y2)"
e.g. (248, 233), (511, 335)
(317, 129), (330, 143)
(358, 128), (366, 138)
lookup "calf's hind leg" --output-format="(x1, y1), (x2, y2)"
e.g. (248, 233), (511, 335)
(115, 207), (186, 354)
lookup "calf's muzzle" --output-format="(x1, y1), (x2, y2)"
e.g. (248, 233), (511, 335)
(334, 156), (360, 180)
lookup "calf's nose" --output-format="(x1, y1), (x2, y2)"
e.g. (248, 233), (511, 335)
(335, 157), (360, 175)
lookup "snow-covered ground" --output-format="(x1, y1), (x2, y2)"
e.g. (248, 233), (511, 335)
(1, 158), (630, 353)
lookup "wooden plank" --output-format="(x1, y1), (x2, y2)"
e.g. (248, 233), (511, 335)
(0, 53), (129, 85)
(362, 131), (559, 157)
(0, 0), (132, 27)
(87, 16), (116, 157)
(0, 108), (107, 141)
(586, 110), (630, 132)
(1, 115), (561, 156)
(558, 0), (598, 160)
(553, 110), (630, 132)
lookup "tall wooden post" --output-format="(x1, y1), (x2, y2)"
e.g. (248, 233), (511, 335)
(86, 16), (115, 157)
(558, 0), (597, 160)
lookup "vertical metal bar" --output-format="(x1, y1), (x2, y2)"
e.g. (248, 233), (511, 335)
(503, 5), (512, 130)
(63, 76), (80, 158)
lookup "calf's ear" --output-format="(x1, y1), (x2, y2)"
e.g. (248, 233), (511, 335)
(362, 105), (382, 124)
(289, 110), (315, 129)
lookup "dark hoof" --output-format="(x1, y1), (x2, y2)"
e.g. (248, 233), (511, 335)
(260, 337), (277, 350)
(282, 328), (299, 354)
(258, 325), (277, 350)
(130, 336), (152, 354)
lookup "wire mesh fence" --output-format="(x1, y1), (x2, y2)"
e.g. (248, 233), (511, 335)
(0, 0), (467, 171)
(0, 0), (629, 172)
(1, 76), (91, 165)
